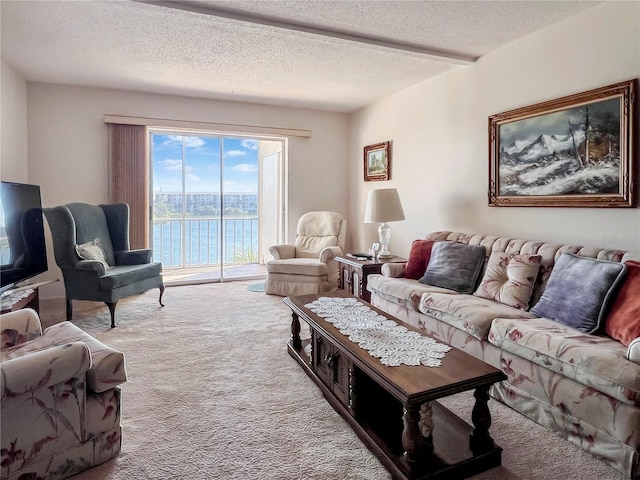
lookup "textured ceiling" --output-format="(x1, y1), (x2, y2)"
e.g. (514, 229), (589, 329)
(1, 0), (599, 113)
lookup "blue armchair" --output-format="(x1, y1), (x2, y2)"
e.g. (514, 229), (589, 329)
(44, 203), (164, 327)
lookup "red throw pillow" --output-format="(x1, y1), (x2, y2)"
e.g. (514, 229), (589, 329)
(405, 240), (435, 280)
(605, 260), (640, 346)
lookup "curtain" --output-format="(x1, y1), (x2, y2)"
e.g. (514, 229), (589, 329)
(108, 123), (148, 249)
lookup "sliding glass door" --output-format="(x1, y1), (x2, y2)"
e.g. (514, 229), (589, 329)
(149, 130), (285, 284)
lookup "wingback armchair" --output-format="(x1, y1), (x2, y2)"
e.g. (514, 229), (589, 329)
(1, 308), (127, 480)
(265, 211), (346, 296)
(44, 203), (164, 327)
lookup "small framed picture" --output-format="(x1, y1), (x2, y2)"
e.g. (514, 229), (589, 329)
(364, 141), (391, 181)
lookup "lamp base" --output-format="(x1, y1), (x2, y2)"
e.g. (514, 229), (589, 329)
(377, 222), (393, 259)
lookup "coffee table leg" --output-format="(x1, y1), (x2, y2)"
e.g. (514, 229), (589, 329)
(470, 385), (495, 453)
(402, 403), (434, 464)
(290, 312), (302, 350)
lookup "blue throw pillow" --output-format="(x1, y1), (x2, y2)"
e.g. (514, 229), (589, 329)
(530, 253), (627, 333)
(419, 242), (486, 294)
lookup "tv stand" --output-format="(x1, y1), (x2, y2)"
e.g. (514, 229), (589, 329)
(1, 288), (39, 314)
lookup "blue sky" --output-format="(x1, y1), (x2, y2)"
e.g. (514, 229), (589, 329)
(151, 134), (258, 193)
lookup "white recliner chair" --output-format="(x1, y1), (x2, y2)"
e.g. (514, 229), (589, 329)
(265, 211), (347, 296)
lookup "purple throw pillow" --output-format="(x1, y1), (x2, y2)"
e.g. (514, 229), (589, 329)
(530, 253), (626, 333)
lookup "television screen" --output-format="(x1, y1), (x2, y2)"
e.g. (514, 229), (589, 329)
(0, 182), (48, 293)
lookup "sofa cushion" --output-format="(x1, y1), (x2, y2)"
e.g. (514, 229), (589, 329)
(405, 240), (435, 280)
(605, 260), (640, 346)
(474, 252), (542, 310)
(419, 292), (535, 341)
(488, 316), (640, 405)
(99, 262), (164, 289)
(367, 274), (456, 311)
(530, 254), (627, 334)
(266, 258), (328, 276)
(419, 242), (485, 294)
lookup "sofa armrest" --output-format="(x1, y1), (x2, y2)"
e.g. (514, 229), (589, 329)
(269, 245), (295, 260)
(627, 338), (640, 364)
(381, 263), (406, 278)
(1, 342), (91, 399)
(1, 308), (43, 349)
(319, 246), (343, 263)
(115, 249), (152, 265)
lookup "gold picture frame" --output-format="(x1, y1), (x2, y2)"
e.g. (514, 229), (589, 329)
(364, 141), (391, 182)
(488, 79), (636, 207)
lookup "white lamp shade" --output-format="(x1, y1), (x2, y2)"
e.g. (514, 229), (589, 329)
(363, 188), (405, 223)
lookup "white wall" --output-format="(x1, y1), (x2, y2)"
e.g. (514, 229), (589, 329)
(1, 60), (28, 181)
(350, 1), (640, 256)
(23, 84), (349, 297)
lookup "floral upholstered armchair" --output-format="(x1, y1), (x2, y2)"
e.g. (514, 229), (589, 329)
(1, 308), (127, 480)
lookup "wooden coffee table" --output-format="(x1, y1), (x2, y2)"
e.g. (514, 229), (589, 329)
(284, 291), (507, 480)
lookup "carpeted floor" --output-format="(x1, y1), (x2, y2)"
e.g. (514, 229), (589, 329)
(40, 283), (624, 480)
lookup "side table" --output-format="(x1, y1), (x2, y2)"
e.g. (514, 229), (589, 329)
(336, 255), (406, 302)
(0, 288), (39, 314)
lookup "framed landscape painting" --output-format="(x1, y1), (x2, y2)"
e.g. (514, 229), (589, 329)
(364, 141), (391, 181)
(488, 79), (636, 207)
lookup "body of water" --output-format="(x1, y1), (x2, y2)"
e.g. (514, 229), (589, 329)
(152, 218), (259, 267)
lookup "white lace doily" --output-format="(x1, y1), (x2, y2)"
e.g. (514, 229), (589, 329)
(304, 297), (451, 367)
(0, 288), (35, 310)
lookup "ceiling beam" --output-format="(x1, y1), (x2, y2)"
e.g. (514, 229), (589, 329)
(135, 0), (476, 65)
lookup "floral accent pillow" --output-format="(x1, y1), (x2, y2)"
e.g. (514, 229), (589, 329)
(530, 253), (626, 333)
(605, 260), (640, 346)
(76, 238), (110, 268)
(473, 252), (542, 310)
(405, 240), (435, 280)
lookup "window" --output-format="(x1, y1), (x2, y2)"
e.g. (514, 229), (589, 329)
(149, 130), (286, 284)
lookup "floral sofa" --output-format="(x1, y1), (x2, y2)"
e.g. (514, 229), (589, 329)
(366, 231), (640, 479)
(1, 308), (127, 480)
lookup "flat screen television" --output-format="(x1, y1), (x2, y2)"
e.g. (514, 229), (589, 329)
(0, 181), (48, 294)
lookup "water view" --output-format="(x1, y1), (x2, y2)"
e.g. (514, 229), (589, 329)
(153, 217), (258, 267)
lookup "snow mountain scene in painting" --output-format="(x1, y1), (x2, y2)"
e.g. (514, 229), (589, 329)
(499, 97), (621, 197)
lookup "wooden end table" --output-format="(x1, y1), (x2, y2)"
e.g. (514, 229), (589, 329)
(284, 291), (506, 480)
(336, 255), (406, 302)
(0, 288), (39, 314)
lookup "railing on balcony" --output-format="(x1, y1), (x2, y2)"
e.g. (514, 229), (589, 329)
(152, 216), (259, 268)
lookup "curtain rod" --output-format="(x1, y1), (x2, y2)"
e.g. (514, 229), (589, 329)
(104, 115), (312, 138)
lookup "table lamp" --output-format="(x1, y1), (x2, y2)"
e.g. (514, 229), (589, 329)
(364, 188), (405, 258)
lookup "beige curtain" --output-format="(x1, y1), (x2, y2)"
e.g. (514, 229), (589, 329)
(108, 123), (148, 249)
